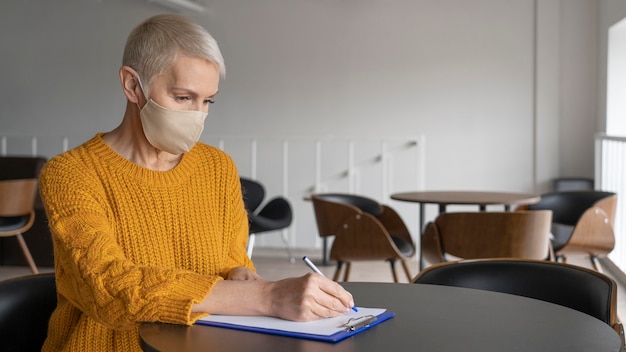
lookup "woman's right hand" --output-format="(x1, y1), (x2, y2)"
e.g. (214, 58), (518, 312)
(264, 273), (355, 322)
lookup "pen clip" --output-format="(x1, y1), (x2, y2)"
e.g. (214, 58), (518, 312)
(341, 315), (377, 332)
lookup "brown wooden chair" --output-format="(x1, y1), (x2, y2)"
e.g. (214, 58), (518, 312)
(0, 156), (52, 267)
(413, 258), (624, 347)
(421, 210), (553, 267)
(519, 191), (617, 271)
(0, 179), (39, 274)
(311, 193), (416, 282)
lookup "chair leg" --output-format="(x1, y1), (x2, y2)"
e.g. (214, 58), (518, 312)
(343, 262), (351, 282)
(279, 230), (295, 263)
(16, 233), (38, 274)
(388, 260), (399, 283)
(333, 262), (344, 281)
(400, 259), (412, 282)
(247, 234), (256, 258)
(591, 256), (602, 272)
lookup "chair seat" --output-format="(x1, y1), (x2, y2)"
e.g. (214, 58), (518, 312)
(240, 178), (293, 260)
(248, 198), (293, 234)
(392, 236), (415, 257)
(249, 214), (292, 233)
(0, 216), (29, 233)
(551, 223), (574, 252)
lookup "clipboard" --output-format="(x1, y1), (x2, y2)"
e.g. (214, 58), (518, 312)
(196, 307), (394, 343)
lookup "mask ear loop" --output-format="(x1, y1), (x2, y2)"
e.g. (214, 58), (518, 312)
(134, 73), (149, 101)
(133, 71), (150, 112)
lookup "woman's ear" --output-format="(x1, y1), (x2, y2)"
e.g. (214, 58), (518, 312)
(119, 66), (142, 104)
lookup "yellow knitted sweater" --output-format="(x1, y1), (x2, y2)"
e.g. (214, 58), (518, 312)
(39, 134), (254, 352)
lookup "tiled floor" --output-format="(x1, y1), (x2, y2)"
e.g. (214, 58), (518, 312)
(2, 247), (625, 319)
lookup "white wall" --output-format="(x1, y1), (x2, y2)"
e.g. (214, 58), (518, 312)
(210, 0), (538, 194)
(606, 7), (626, 136)
(604, 2), (626, 136)
(599, 0), (626, 133)
(0, 0), (613, 250)
(559, 0), (598, 177)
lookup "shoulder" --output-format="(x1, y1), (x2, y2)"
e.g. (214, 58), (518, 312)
(40, 135), (110, 195)
(188, 143), (241, 193)
(191, 142), (238, 173)
(193, 142), (232, 159)
(41, 136), (99, 180)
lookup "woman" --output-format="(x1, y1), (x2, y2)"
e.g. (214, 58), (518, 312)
(40, 14), (353, 352)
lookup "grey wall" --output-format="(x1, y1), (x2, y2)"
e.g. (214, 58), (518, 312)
(1, 0), (623, 249)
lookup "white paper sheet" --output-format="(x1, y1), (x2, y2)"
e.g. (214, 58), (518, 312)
(198, 307), (387, 336)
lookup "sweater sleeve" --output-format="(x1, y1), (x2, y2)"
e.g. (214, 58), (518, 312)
(40, 155), (219, 330)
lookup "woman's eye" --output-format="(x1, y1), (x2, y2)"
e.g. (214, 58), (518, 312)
(205, 99), (215, 104)
(175, 96), (191, 102)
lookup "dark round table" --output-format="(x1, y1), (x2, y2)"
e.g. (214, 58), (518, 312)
(140, 282), (621, 352)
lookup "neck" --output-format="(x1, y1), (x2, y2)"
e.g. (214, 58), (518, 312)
(102, 103), (182, 171)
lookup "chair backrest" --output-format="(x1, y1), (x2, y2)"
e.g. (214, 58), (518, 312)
(311, 194), (410, 263)
(311, 194), (382, 238)
(552, 177), (594, 191)
(0, 179), (38, 216)
(422, 210), (552, 264)
(0, 156), (47, 180)
(240, 178), (265, 213)
(526, 191), (617, 226)
(0, 273), (57, 351)
(313, 193), (382, 217)
(413, 259), (617, 325)
(0, 157), (47, 209)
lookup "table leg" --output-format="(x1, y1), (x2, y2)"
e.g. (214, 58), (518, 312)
(419, 204), (426, 234)
(419, 204), (447, 271)
(322, 237), (329, 266)
(419, 204), (425, 270)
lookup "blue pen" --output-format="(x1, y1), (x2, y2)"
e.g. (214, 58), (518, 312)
(302, 256), (358, 312)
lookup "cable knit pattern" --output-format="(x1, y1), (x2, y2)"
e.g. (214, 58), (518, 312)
(39, 133), (254, 352)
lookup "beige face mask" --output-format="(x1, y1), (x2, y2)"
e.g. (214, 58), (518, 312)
(136, 75), (208, 155)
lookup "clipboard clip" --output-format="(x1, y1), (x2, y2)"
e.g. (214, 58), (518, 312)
(340, 315), (378, 332)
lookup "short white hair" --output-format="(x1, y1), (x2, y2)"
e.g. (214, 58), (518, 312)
(122, 14), (225, 90)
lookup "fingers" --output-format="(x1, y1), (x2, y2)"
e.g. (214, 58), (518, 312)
(311, 275), (354, 316)
(268, 274), (355, 321)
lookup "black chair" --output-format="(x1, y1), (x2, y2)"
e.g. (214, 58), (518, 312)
(0, 273), (57, 351)
(413, 259), (624, 344)
(552, 177), (594, 191)
(518, 190), (617, 271)
(240, 178), (293, 261)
